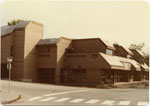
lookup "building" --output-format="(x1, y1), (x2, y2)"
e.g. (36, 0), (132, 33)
(1, 21), (149, 86)
(130, 49), (149, 80)
(1, 21), (43, 82)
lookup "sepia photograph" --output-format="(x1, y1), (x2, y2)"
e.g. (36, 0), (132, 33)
(0, 0), (149, 106)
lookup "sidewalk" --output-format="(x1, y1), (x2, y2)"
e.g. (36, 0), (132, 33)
(114, 81), (149, 88)
(0, 90), (21, 104)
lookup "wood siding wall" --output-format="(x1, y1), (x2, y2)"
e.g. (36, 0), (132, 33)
(23, 22), (43, 81)
(37, 46), (57, 68)
(12, 29), (25, 80)
(114, 45), (128, 58)
(71, 39), (106, 53)
(1, 33), (14, 63)
(63, 53), (110, 84)
(55, 38), (72, 84)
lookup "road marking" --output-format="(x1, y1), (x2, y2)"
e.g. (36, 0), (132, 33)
(137, 102), (148, 106)
(54, 98), (70, 102)
(85, 99), (100, 104)
(28, 96), (43, 101)
(118, 101), (130, 105)
(102, 100), (115, 105)
(43, 90), (88, 97)
(69, 99), (85, 103)
(39, 97), (57, 101)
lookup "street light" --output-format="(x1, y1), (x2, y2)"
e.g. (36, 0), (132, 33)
(7, 56), (13, 93)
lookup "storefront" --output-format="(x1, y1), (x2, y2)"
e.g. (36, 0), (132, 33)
(37, 68), (55, 84)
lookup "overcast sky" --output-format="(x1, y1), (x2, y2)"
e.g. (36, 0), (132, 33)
(1, 0), (149, 52)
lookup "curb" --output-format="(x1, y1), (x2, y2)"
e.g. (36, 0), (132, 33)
(2, 94), (22, 104)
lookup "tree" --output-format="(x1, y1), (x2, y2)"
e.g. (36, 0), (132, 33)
(8, 19), (24, 26)
(129, 43), (145, 51)
(129, 43), (149, 66)
(144, 53), (149, 66)
(113, 42), (119, 47)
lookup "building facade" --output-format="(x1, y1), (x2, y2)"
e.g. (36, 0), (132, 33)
(1, 21), (149, 86)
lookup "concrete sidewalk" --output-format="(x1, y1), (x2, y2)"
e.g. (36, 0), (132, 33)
(115, 80), (149, 85)
(114, 81), (149, 88)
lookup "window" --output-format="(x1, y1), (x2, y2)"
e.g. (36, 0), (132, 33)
(38, 46), (50, 57)
(39, 54), (50, 57)
(67, 55), (86, 58)
(106, 49), (113, 55)
(10, 46), (13, 56)
(127, 55), (131, 59)
(91, 54), (98, 58)
(65, 48), (73, 54)
(63, 69), (86, 76)
(38, 47), (50, 53)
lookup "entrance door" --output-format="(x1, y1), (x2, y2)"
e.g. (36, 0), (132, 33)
(37, 68), (55, 84)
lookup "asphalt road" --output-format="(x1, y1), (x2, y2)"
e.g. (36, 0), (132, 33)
(1, 80), (149, 106)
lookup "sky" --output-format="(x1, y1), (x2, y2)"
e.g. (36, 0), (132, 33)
(0, 0), (149, 52)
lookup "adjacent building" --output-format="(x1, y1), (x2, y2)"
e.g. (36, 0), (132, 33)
(130, 49), (149, 80)
(1, 21), (149, 86)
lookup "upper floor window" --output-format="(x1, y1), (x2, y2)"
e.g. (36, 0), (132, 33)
(127, 54), (131, 59)
(38, 46), (50, 53)
(65, 48), (73, 54)
(106, 49), (113, 55)
(91, 54), (98, 58)
(38, 46), (50, 57)
(10, 45), (13, 56)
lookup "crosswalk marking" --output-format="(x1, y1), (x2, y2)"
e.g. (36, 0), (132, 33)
(28, 96), (43, 101)
(102, 100), (115, 105)
(27, 96), (148, 106)
(39, 97), (57, 102)
(85, 99), (100, 104)
(137, 102), (148, 106)
(70, 99), (85, 103)
(43, 90), (88, 97)
(54, 98), (70, 102)
(118, 101), (130, 105)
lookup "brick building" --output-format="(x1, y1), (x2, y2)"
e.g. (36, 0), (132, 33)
(1, 21), (149, 86)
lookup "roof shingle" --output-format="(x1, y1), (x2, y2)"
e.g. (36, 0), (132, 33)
(1, 21), (30, 36)
(37, 38), (60, 45)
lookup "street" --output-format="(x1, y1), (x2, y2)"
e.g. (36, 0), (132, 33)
(1, 80), (149, 106)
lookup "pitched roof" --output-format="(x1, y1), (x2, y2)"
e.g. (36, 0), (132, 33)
(102, 40), (115, 50)
(128, 59), (141, 71)
(73, 38), (115, 50)
(123, 46), (133, 55)
(37, 38), (60, 45)
(1, 21), (30, 36)
(136, 50), (145, 57)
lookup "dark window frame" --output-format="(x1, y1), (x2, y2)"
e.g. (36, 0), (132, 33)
(91, 54), (98, 58)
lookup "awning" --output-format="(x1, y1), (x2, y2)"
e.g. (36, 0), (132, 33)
(120, 57), (141, 71)
(129, 60), (141, 71)
(141, 63), (149, 72)
(99, 53), (141, 71)
(100, 53), (130, 70)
